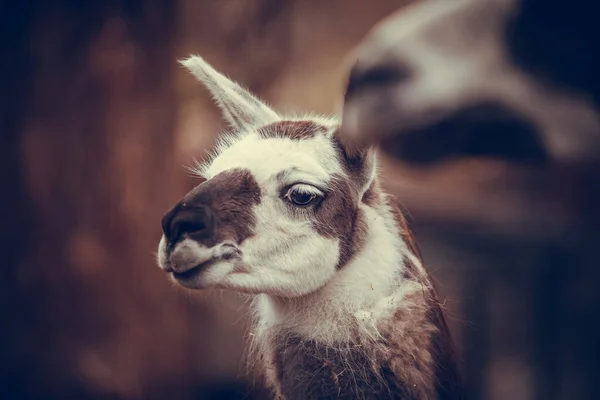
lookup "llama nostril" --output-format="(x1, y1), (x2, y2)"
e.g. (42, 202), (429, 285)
(173, 220), (206, 236)
(162, 205), (213, 243)
(345, 61), (412, 98)
(161, 206), (178, 240)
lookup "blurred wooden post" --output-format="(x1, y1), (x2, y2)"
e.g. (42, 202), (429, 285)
(0, 1), (209, 399)
(0, 2), (37, 399)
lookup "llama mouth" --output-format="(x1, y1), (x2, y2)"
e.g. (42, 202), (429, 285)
(378, 103), (548, 166)
(171, 259), (217, 281)
(170, 248), (242, 282)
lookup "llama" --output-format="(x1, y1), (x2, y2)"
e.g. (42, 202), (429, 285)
(156, 55), (461, 400)
(341, 0), (600, 166)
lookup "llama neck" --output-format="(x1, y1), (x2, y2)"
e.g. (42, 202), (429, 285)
(253, 197), (413, 344)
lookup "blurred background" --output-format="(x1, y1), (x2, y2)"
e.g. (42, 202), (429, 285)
(2, 1), (599, 400)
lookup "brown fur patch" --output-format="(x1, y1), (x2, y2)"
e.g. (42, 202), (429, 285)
(332, 130), (376, 192)
(427, 295), (463, 399)
(256, 120), (327, 140)
(310, 174), (367, 269)
(373, 283), (462, 400)
(269, 282), (461, 399)
(362, 179), (382, 207)
(338, 207), (368, 269)
(301, 129), (379, 269)
(162, 168), (261, 248)
(385, 198), (463, 398)
(380, 289), (438, 400)
(273, 331), (419, 400)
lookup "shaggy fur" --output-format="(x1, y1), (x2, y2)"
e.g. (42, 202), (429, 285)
(156, 55), (461, 399)
(246, 188), (460, 400)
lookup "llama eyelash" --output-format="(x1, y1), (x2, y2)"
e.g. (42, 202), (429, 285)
(282, 183), (324, 197)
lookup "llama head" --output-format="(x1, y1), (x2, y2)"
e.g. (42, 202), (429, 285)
(157, 55), (376, 296)
(342, 0), (600, 166)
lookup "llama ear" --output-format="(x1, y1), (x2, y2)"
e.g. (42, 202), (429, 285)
(180, 55), (280, 130)
(332, 128), (377, 193)
(336, 106), (372, 159)
(333, 125), (373, 161)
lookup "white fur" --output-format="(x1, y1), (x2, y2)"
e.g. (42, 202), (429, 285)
(207, 131), (345, 183)
(253, 202), (409, 344)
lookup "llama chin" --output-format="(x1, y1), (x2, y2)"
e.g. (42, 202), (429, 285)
(156, 54), (461, 399)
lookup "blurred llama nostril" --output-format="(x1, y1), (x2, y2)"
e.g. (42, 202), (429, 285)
(345, 62), (412, 98)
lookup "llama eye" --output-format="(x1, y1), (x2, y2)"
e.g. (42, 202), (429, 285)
(289, 191), (315, 206)
(284, 184), (323, 207)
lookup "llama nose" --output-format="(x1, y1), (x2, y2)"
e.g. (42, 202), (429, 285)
(345, 61), (412, 98)
(161, 203), (213, 243)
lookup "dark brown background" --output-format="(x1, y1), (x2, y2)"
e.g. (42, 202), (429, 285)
(2, 1), (599, 400)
